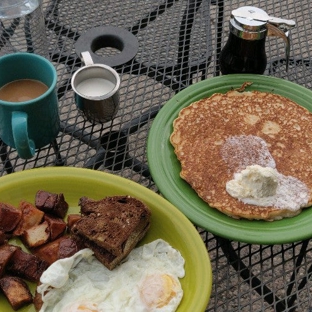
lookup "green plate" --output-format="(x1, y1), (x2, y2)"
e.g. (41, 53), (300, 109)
(147, 74), (312, 245)
(0, 167), (212, 312)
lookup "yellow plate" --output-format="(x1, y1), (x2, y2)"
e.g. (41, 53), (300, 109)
(0, 167), (212, 312)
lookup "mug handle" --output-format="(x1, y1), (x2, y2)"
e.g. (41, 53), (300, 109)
(12, 111), (36, 159)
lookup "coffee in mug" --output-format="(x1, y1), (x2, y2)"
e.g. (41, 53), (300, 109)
(0, 79), (48, 102)
(0, 52), (60, 159)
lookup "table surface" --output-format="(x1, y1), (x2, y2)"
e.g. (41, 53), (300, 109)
(1, 0), (312, 311)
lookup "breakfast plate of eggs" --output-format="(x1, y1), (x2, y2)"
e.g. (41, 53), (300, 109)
(0, 167), (212, 312)
(39, 240), (185, 312)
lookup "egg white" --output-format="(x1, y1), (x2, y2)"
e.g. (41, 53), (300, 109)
(38, 239), (185, 312)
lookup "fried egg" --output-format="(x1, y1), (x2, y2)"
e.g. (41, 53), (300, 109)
(38, 239), (185, 312)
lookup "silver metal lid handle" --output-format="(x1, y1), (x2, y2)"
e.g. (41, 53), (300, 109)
(232, 7), (295, 29)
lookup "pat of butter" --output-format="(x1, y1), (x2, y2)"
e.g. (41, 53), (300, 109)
(226, 165), (278, 200)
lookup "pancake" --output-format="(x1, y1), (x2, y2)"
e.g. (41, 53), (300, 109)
(170, 88), (312, 220)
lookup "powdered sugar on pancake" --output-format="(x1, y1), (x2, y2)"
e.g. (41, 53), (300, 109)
(221, 135), (276, 173)
(271, 174), (309, 210)
(222, 135), (310, 211)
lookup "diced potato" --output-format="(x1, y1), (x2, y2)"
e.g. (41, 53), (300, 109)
(32, 235), (83, 265)
(35, 190), (69, 218)
(0, 244), (18, 277)
(21, 221), (50, 248)
(33, 287), (43, 312)
(0, 276), (33, 310)
(58, 236), (84, 260)
(13, 201), (44, 236)
(44, 214), (66, 241)
(34, 190), (51, 210)
(67, 214), (81, 232)
(32, 236), (64, 265)
(0, 230), (8, 245)
(7, 248), (49, 282)
(0, 203), (22, 233)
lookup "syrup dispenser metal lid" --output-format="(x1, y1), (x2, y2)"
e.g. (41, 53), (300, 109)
(230, 6), (295, 40)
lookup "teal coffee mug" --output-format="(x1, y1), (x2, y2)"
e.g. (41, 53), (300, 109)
(0, 53), (60, 159)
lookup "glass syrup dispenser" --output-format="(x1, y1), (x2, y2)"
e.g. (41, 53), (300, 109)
(219, 6), (296, 75)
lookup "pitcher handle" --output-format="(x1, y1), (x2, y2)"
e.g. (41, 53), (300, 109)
(266, 23), (291, 72)
(80, 51), (94, 66)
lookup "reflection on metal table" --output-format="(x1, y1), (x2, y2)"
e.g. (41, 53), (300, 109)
(1, 0), (312, 311)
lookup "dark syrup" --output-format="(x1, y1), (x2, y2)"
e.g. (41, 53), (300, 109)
(219, 33), (267, 75)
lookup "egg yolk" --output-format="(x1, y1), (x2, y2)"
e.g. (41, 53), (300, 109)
(139, 274), (177, 308)
(65, 302), (98, 312)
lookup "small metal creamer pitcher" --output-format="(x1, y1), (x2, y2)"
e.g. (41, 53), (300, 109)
(219, 6), (296, 75)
